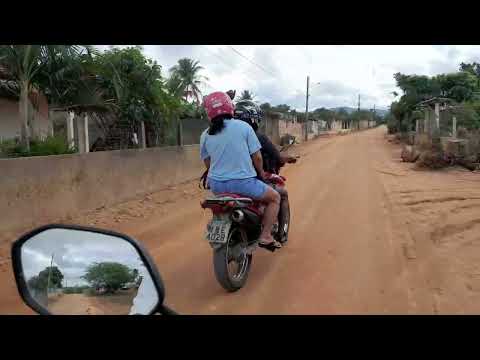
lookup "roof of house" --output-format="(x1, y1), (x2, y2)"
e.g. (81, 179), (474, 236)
(0, 63), (18, 100)
(0, 79), (17, 95)
(416, 97), (455, 108)
(51, 104), (111, 114)
(0, 65), (12, 80)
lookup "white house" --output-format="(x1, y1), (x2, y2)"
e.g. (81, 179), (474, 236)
(0, 88), (53, 142)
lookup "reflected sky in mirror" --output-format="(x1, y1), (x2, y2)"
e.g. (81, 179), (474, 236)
(22, 228), (147, 287)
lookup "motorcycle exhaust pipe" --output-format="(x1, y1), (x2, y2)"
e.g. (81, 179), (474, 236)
(231, 209), (245, 223)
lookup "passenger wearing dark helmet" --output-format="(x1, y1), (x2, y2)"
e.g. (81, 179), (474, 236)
(234, 99), (295, 243)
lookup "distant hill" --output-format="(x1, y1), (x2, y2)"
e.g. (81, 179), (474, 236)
(329, 107), (389, 117)
(329, 106), (357, 114)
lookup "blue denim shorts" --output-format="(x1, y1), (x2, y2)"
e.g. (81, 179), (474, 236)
(208, 177), (269, 199)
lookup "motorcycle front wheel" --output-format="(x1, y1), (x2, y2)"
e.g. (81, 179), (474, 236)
(213, 226), (252, 292)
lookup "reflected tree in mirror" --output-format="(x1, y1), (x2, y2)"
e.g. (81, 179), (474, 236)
(27, 266), (64, 291)
(82, 262), (138, 294)
(26, 266), (64, 306)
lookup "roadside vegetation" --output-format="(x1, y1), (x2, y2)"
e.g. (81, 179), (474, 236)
(386, 62), (480, 170)
(1, 45), (384, 157)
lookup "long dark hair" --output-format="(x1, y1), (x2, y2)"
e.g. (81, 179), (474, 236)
(208, 114), (230, 135)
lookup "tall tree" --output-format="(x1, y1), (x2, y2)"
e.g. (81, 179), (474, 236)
(434, 71), (478, 102)
(28, 266), (64, 291)
(260, 102), (272, 112)
(169, 58), (207, 104)
(82, 262), (136, 293)
(272, 104), (291, 113)
(239, 90), (254, 101)
(89, 47), (182, 148)
(35, 46), (98, 108)
(460, 62), (480, 82)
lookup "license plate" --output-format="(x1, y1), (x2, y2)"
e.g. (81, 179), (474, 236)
(206, 220), (232, 244)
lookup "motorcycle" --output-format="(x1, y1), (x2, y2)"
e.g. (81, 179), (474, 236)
(201, 172), (291, 292)
(11, 224), (177, 315)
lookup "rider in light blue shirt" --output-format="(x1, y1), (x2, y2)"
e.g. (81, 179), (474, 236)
(200, 118), (260, 180)
(200, 118), (267, 199)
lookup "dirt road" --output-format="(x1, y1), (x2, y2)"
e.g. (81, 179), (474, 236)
(48, 292), (136, 315)
(2, 126), (480, 314)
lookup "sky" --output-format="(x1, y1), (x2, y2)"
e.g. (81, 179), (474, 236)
(21, 228), (152, 287)
(97, 45), (480, 111)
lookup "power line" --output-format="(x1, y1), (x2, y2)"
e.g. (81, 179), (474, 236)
(226, 46), (308, 98)
(200, 45), (298, 104)
(199, 45), (311, 107)
(195, 46), (258, 95)
(199, 45), (259, 88)
(227, 46), (280, 79)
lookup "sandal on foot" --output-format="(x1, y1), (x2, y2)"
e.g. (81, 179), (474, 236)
(258, 238), (282, 249)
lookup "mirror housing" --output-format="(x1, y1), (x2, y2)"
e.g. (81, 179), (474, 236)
(11, 224), (166, 315)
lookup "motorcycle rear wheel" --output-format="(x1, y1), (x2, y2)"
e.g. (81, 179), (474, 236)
(278, 198), (291, 244)
(213, 227), (252, 292)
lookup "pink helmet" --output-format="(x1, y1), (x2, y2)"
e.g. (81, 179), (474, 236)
(203, 91), (235, 121)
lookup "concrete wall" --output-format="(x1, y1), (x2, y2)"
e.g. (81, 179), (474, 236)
(305, 120), (319, 140)
(278, 119), (304, 143)
(464, 130), (480, 157)
(331, 120), (344, 131)
(181, 118), (209, 145)
(358, 120), (370, 130)
(260, 117), (281, 145)
(0, 145), (203, 233)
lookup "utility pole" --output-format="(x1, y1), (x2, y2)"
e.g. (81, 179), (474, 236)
(371, 104), (376, 128)
(305, 76), (310, 141)
(46, 253), (54, 307)
(357, 94), (361, 129)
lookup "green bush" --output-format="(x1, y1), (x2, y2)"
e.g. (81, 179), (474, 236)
(63, 286), (89, 294)
(0, 139), (17, 158)
(84, 288), (97, 296)
(416, 150), (449, 169)
(387, 119), (398, 134)
(0, 136), (76, 158)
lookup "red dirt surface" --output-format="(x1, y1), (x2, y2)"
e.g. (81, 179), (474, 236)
(1, 126), (480, 314)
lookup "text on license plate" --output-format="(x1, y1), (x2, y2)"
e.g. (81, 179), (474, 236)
(206, 221), (231, 244)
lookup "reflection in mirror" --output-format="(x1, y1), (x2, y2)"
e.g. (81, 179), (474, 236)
(21, 228), (159, 315)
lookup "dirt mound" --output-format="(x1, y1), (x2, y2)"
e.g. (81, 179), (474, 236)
(416, 150), (449, 170)
(401, 145), (420, 163)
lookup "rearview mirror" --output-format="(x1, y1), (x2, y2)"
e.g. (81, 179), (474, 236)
(11, 224), (166, 315)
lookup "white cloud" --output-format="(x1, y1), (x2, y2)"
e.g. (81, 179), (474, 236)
(96, 45), (480, 111)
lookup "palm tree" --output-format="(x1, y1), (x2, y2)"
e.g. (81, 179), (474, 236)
(169, 58), (207, 104)
(36, 46), (99, 108)
(166, 73), (185, 99)
(0, 45), (92, 150)
(239, 90), (254, 101)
